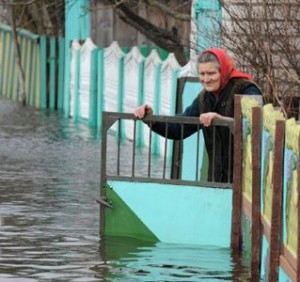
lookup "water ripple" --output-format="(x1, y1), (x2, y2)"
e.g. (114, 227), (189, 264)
(0, 98), (253, 281)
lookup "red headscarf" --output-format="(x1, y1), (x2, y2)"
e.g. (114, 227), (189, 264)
(201, 48), (252, 95)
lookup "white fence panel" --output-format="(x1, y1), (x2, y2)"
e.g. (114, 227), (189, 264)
(123, 46), (144, 140)
(104, 42), (123, 112)
(79, 38), (97, 119)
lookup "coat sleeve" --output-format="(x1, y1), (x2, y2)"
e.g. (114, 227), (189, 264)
(242, 85), (262, 95)
(149, 95), (202, 140)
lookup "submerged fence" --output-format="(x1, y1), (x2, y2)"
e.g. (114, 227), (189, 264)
(99, 96), (300, 281)
(100, 111), (234, 188)
(2, 22), (300, 281)
(0, 23), (66, 110)
(0, 23), (196, 142)
(233, 95), (300, 281)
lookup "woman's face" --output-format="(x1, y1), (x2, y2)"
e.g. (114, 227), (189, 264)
(198, 62), (221, 92)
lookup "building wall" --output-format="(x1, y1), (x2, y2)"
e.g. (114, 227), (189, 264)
(90, 1), (191, 50)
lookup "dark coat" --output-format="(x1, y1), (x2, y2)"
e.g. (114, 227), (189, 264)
(151, 78), (262, 182)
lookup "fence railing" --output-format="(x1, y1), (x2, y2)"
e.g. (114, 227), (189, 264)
(100, 111), (234, 194)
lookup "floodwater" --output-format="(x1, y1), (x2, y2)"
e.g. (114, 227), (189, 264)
(0, 98), (254, 281)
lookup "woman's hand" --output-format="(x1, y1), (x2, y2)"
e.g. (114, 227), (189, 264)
(134, 104), (153, 119)
(199, 112), (220, 127)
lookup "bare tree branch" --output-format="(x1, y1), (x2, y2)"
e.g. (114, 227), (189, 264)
(105, 0), (188, 65)
(219, 0), (300, 118)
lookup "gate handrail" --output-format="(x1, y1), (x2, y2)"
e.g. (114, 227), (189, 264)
(100, 111), (234, 196)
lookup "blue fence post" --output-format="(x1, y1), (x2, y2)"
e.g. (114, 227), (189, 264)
(193, 0), (222, 52)
(152, 62), (162, 155)
(97, 48), (105, 133)
(49, 37), (56, 109)
(73, 48), (81, 122)
(63, 42), (71, 118)
(0, 30), (7, 97)
(57, 38), (65, 110)
(39, 35), (47, 109)
(118, 54), (126, 141)
(7, 32), (14, 100)
(136, 59), (145, 147)
(89, 48), (99, 128)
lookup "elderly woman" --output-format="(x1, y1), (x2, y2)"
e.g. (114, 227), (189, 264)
(134, 48), (262, 182)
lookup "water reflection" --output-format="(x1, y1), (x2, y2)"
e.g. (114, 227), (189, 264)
(0, 98), (253, 281)
(95, 236), (252, 281)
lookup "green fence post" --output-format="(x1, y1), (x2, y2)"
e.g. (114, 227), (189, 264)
(89, 48), (98, 128)
(63, 42), (71, 118)
(21, 38), (29, 104)
(49, 37), (56, 109)
(0, 30), (7, 96)
(25, 39), (33, 106)
(7, 32), (14, 99)
(39, 35), (47, 109)
(136, 59), (145, 147)
(194, 0), (222, 51)
(57, 38), (65, 110)
(30, 43), (38, 107)
(97, 48), (105, 133)
(118, 54), (126, 141)
(152, 62), (162, 155)
(73, 48), (81, 122)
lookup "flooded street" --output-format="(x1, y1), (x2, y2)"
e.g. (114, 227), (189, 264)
(0, 98), (253, 281)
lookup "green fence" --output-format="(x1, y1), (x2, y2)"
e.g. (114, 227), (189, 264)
(0, 23), (65, 110)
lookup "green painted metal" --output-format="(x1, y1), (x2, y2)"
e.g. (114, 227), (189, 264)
(117, 55), (126, 141)
(105, 185), (159, 242)
(194, 0), (222, 52)
(260, 235), (270, 280)
(0, 24), (60, 111)
(63, 45), (71, 118)
(12, 39), (19, 101)
(7, 32), (14, 99)
(25, 39), (32, 106)
(279, 267), (292, 281)
(152, 63), (162, 155)
(4, 31), (11, 98)
(29, 43), (38, 106)
(96, 49), (105, 132)
(18, 37), (26, 101)
(180, 79), (208, 181)
(241, 213), (252, 265)
(57, 38), (65, 110)
(12, 36), (23, 101)
(22, 38), (29, 103)
(32, 44), (39, 107)
(139, 46), (168, 60)
(107, 180), (232, 247)
(89, 48), (99, 128)
(136, 60), (145, 147)
(0, 30), (6, 96)
(39, 36), (47, 109)
(49, 37), (57, 109)
(73, 49), (81, 122)
(0, 22), (38, 40)
(65, 0), (90, 41)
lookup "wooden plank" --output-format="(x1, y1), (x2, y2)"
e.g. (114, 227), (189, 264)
(251, 106), (262, 277)
(268, 120), (285, 281)
(231, 95), (242, 249)
(297, 135), (300, 281)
